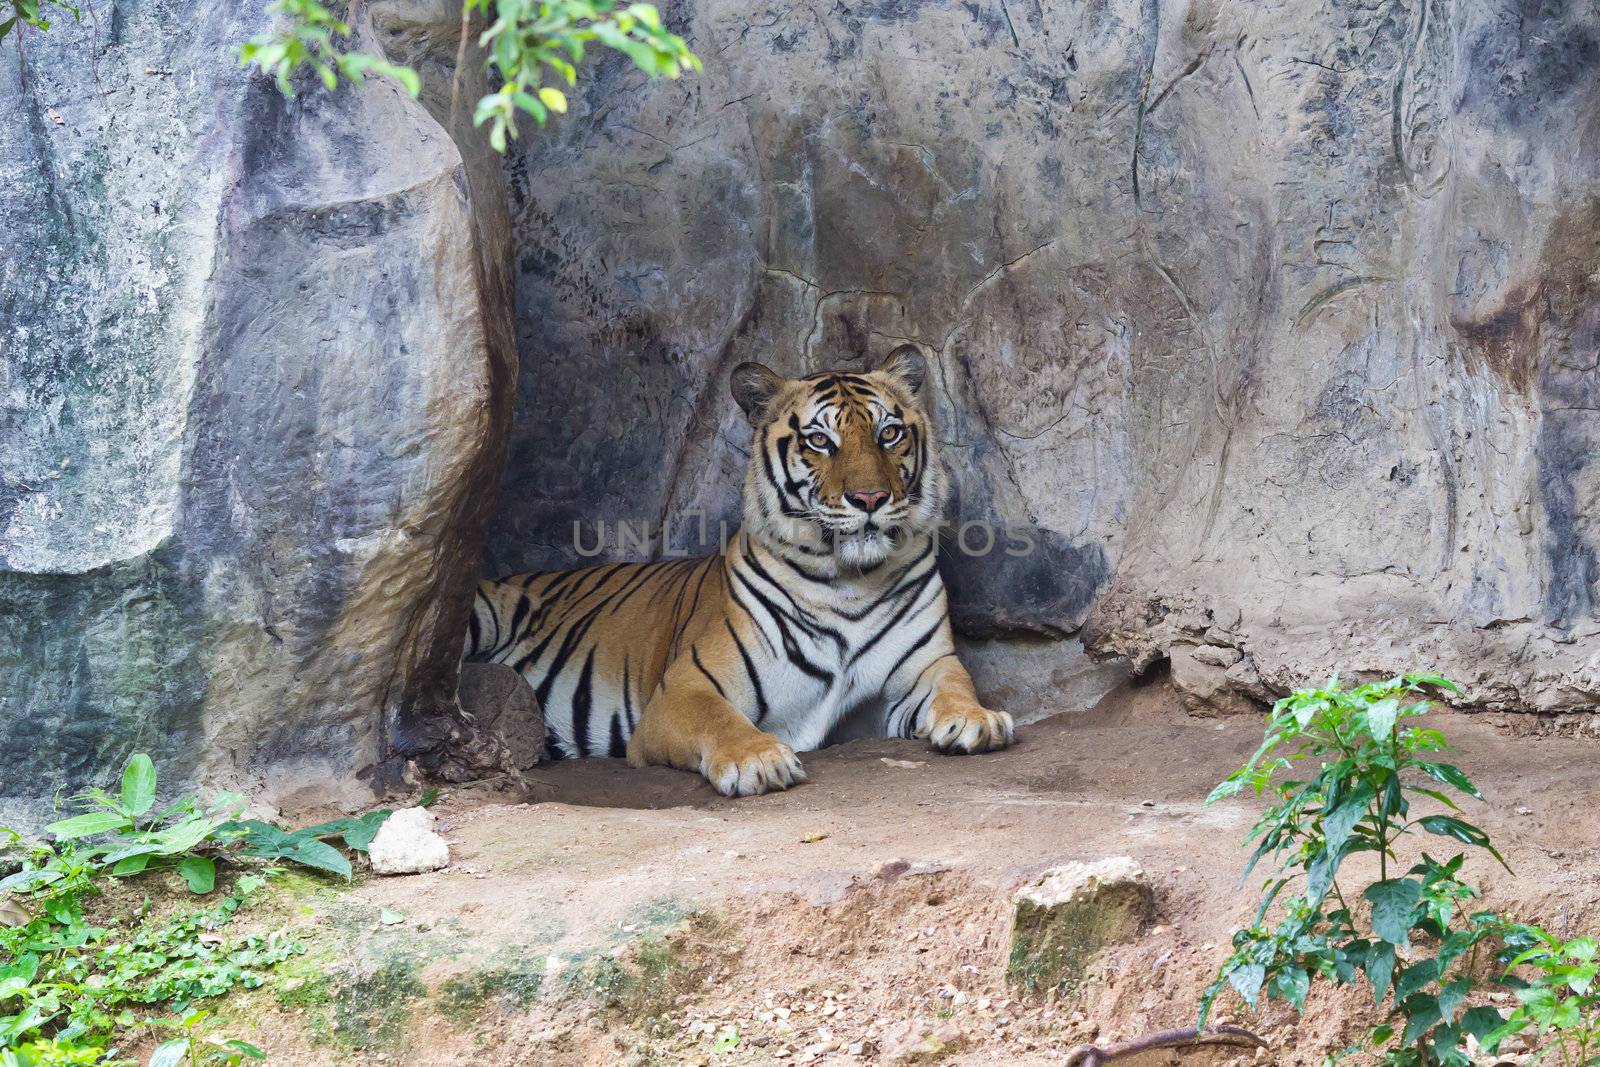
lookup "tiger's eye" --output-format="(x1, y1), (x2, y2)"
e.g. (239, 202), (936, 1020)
(879, 425), (904, 446)
(806, 432), (832, 451)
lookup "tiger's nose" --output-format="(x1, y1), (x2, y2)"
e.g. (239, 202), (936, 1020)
(845, 489), (890, 513)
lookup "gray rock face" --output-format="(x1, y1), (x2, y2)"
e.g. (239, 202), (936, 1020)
(491, 0), (1600, 715)
(0, 1), (513, 813)
(5, 0), (1598, 814)
(456, 663), (544, 770)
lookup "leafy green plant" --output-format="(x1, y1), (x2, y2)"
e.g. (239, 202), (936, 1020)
(3, 755), (242, 901)
(221, 810), (390, 882)
(0, 1037), (110, 1066)
(1489, 927), (1600, 1065)
(1, 0), (75, 44)
(1201, 674), (1515, 1065)
(0, 875), (302, 1056)
(238, 0), (700, 152)
(236, 0), (419, 97)
(0, 753), (396, 1064)
(148, 1009), (266, 1067)
(465, 0), (700, 150)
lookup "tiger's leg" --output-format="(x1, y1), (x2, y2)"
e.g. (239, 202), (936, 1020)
(626, 647), (807, 797)
(886, 650), (1015, 754)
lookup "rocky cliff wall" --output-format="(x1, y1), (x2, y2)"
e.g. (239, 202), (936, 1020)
(487, 0), (1600, 716)
(0, 0), (513, 814)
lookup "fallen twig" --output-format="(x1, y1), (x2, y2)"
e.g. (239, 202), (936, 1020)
(1065, 1025), (1268, 1066)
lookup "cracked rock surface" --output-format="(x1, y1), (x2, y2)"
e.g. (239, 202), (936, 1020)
(490, 0), (1600, 715)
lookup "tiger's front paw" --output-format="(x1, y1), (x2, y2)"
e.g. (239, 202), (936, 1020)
(703, 732), (808, 797)
(922, 702), (1015, 754)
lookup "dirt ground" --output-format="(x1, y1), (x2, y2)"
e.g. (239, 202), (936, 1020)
(239, 678), (1600, 1066)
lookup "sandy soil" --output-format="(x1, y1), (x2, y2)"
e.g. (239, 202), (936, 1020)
(241, 678), (1600, 1066)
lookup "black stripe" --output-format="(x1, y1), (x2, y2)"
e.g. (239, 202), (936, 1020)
(531, 609), (602, 707)
(773, 548), (834, 584)
(768, 432), (809, 515)
(608, 712), (626, 758)
(691, 644), (727, 698)
(741, 543), (842, 641)
(569, 647), (597, 758)
(505, 594), (532, 656)
(605, 559), (675, 615)
(730, 566), (834, 684)
(887, 657), (946, 733)
(831, 539), (937, 622)
(510, 619), (559, 675)
(899, 693), (931, 738)
(682, 555), (717, 623)
(467, 599), (483, 657)
(622, 656), (637, 731)
(480, 588), (503, 653)
(726, 619), (770, 725)
(848, 565), (940, 666)
(539, 569), (582, 601)
(883, 613), (950, 685)
(665, 555), (708, 630)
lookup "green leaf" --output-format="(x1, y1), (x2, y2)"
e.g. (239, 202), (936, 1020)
(1417, 815), (1510, 871)
(1366, 698), (1400, 742)
(537, 86), (568, 113)
(341, 810), (391, 853)
(121, 753), (158, 816)
(1365, 940), (1396, 1003)
(1205, 776), (1248, 804)
(112, 852), (153, 877)
(512, 90), (548, 124)
(0, 868), (61, 893)
(149, 1039), (190, 1067)
(1323, 788), (1371, 855)
(1400, 998), (1442, 1046)
(1405, 672), (1461, 693)
(1414, 761), (1483, 800)
(1436, 976), (1470, 1023)
(226, 1040), (267, 1060)
(379, 907), (405, 926)
(1394, 958), (1439, 1001)
(1270, 965), (1310, 1010)
(627, 3), (662, 30)
(1364, 879), (1422, 947)
(1458, 1005), (1504, 1043)
(44, 811), (128, 840)
(1227, 962), (1266, 1006)
(284, 838), (353, 881)
(148, 816), (226, 856)
(178, 855), (216, 894)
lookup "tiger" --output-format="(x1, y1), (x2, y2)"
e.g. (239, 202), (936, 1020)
(464, 344), (1015, 796)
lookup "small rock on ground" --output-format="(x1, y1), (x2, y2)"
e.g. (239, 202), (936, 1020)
(368, 807), (450, 875)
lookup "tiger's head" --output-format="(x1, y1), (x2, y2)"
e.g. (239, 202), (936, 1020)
(731, 345), (948, 571)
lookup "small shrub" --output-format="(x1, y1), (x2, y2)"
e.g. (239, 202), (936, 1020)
(238, 0), (701, 153)
(0, 752), (392, 1063)
(1203, 673), (1600, 1066)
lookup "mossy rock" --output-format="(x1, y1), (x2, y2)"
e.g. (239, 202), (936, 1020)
(1007, 857), (1153, 994)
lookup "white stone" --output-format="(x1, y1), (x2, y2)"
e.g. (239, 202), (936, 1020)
(1016, 856), (1149, 910)
(367, 807), (450, 875)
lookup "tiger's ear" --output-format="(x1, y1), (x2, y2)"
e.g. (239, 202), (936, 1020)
(877, 344), (928, 399)
(731, 362), (786, 425)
